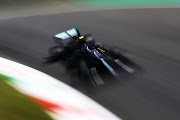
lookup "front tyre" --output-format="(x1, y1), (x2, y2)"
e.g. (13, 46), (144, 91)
(49, 46), (65, 56)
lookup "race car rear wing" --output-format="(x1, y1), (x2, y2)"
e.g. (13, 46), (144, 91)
(54, 28), (80, 40)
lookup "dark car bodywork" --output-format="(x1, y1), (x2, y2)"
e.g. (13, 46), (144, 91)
(45, 28), (138, 87)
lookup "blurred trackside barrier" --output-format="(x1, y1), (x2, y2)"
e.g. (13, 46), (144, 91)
(0, 0), (71, 6)
(0, 0), (82, 20)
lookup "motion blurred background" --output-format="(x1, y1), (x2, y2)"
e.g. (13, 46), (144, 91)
(1, 0), (180, 120)
(1, 0), (180, 19)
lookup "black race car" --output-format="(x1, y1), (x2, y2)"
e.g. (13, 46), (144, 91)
(45, 28), (138, 87)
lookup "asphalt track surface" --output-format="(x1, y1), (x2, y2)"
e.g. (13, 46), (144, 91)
(0, 8), (180, 120)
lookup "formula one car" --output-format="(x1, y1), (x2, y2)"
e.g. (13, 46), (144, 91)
(45, 28), (138, 87)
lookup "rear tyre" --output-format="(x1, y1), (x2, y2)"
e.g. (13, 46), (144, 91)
(109, 46), (127, 59)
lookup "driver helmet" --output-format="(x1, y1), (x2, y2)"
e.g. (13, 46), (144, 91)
(78, 36), (86, 42)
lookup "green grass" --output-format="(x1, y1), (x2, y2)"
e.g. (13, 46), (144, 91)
(0, 75), (52, 120)
(70, 0), (180, 7)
